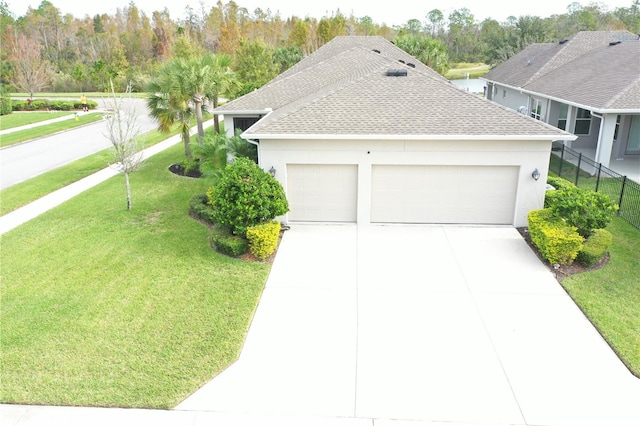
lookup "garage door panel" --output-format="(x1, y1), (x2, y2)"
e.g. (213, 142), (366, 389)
(287, 164), (357, 222)
(371, 165), (518, 224)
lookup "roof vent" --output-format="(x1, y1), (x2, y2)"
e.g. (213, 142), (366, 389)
(559, 39), (569, 44)
(373, 49), (381, 53)
(407, 63), (416, 68)
(398, 59), (405, 64)
(386, 69), (408, 77)
(527, 60), (532, 66)
(609, 41), (622, 46)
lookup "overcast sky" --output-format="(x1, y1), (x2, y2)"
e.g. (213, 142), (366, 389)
(6, 0), (634, 26)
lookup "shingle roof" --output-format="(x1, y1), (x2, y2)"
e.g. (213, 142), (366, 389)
(483, 31), (640, 110)
(217, 36), (571, 139)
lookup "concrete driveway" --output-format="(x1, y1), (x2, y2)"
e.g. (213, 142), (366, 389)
(177, 225), (640, 425)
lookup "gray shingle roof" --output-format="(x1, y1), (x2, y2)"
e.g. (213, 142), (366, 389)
(218, 36), (571, 139)
(483, 31), (640, 110)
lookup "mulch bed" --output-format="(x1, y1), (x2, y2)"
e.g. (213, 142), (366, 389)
(516, 227), (609, 282)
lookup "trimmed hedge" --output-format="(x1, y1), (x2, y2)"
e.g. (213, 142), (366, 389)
(0, 86), (11, 115)
(528, 209), (584, 265)
(189, 193), (216, 224)
(11, 99), (98, 111)
(210, 226), (248, 257)
(577, 228), (613, 266)
(246, 221), (281, 260)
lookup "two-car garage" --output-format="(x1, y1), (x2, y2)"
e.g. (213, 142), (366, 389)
(286, 163), (519, 225)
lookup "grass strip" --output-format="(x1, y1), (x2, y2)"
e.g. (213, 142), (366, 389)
(0, 112), (73, 130)
(0, 113), (104, 148)
(561, 217), (640, 377)
(0, 143), (269, 408)
(0, 128), (182, 215)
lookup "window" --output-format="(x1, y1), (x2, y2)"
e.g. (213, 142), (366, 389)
(502, 89), (506, 98)
(233, 116), (260, 132)
(530, 99), (543, 121)
(613, 115), (620, 141)
(558, 104), (568, 130)
(574, 108), (591, 135)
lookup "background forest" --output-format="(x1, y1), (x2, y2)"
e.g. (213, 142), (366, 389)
(1, 0), (639, 95)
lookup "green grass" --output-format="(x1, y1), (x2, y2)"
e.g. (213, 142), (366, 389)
(0, 143), (270, 408)
(0, 128), (183, 215)
(445, 63), (491, 80)
(561, 217), (640, 377)
(0, 112), (104, 148)
(0, 112), (73, 130)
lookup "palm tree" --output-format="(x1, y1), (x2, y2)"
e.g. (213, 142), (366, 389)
(147, 54), (237, 159)
(147, 59), (195, 158)
(202, 53), (237, 134)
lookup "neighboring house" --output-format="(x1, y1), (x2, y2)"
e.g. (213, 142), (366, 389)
(215, 36), (573, 227)
(482, 31), (640, 170)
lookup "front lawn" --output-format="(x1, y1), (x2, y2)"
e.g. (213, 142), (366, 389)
(561, 217), (640, 377)
(0, 144), (270, 408)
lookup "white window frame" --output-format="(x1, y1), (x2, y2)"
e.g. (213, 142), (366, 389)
(574, 108), (592, 135)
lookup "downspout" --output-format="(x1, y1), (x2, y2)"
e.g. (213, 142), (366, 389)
(245, 138), (262, 166)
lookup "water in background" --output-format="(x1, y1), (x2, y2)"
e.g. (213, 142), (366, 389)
(449, 78), (486, 95)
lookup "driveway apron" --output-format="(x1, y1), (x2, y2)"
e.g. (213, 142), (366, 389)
(176, 225), (640, 425)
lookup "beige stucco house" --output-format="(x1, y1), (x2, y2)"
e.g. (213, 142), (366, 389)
(215, 36), (574, 227)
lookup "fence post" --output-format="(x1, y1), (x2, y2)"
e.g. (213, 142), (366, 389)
(559, 144), (565, 177)
(618, 176), (627, 215)
(575, 153), (582, 186)
(595, 163), (602, 192)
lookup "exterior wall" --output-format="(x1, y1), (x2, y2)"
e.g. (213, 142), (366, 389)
(494, 85), (530, 112)
(258, 138), (552, 227)
(572, 114), (600, 149)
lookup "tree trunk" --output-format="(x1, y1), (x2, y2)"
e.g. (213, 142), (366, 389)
(195, 98), (204, 145)
(125, 171), (132, 211)
(213, 98), (221, 133)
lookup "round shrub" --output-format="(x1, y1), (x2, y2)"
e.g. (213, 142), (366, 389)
(208, 157), (289, 236)
(577, 228), (613, 266)
(547, 186), (618, 237)
(246, 221), (281, 260)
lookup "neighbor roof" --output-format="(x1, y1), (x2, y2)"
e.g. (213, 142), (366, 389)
(483, 31), (640, 111)
(217, 36), (572, 140)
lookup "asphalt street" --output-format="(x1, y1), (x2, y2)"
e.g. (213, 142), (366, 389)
(0, 98), (159, 190)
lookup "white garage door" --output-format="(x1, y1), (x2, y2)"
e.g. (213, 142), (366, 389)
(371, 165), (518, 224)
(287, 164), (358, 222)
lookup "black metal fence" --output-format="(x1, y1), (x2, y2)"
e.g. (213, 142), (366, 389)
(550, 142), (640, 230)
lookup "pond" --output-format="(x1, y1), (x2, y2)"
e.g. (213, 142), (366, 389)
(449, 78), (486, 95)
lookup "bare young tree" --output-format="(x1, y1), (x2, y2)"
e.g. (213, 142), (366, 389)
(103, 81), (144, 210)
(9, 34), (53, 98)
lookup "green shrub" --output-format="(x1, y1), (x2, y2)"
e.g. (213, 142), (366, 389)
(528, 209), (584, 265)
(547, 176), (575, 191)
(577, 228), (613, 266)
(209, 157), (289, 236)
(210, 226), (248, 256)
(246, 221), (281, 260)
(48, 100), (74, 111)
(547, 186), (618, 237)
(189, 193), (216, 224)
(0, 86), (11, 115)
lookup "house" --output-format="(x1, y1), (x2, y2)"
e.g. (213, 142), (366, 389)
(215, 36), (574, 227)
(482, 31), (640, 172)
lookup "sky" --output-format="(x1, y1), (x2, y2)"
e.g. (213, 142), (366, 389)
(5, 0), (634, 26)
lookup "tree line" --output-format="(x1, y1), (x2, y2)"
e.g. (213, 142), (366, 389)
(1, 0), (639, 95)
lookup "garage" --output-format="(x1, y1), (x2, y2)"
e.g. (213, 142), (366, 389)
(370, 165), (519, 224)
(287, 164), (358, 222)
